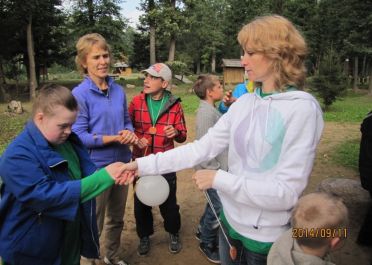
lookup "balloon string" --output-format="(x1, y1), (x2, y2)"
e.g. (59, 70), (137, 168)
(132, 145), (149, 198)
(143, 145), (149, 157)
(204, 191), (233, 250)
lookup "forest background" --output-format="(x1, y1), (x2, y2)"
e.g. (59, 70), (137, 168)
(0, 0), (371, 101)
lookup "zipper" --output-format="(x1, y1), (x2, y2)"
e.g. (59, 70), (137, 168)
(38, 212), (43, 224)
(89, 200), (100, 256)
(49, 160), (67, 168)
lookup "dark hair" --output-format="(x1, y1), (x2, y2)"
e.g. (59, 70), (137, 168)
(193, 74), (219, 99)
(32, 83), (78, 117)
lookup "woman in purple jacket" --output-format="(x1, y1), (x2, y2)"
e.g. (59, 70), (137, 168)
(72, 33), (136, 265)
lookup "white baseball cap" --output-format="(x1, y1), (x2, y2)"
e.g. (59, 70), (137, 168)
(142, 63), (172, 82)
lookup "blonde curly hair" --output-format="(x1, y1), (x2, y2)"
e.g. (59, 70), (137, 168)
(237, 15), (308, 91)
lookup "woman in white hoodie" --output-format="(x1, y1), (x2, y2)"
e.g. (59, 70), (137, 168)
(117, 15), (324, 265)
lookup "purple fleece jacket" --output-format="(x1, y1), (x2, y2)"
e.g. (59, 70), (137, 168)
(72, 76), (133, 167)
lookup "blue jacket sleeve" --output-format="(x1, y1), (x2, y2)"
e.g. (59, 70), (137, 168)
(218, 101), (229, 114)
(218, 83), (247, 114)
(232, 83), (248, 98)
(0, 148), (81, 221)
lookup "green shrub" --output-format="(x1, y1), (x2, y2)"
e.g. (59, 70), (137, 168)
(310, 48), (347, 110)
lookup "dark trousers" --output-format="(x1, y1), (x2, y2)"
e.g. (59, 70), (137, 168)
(134, 172), (181, 238)
(357, 191), (372, 246)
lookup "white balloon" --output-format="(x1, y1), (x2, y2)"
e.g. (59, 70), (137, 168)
(135, 175), (170, 206)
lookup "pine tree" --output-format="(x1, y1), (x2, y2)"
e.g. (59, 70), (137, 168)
(311, 48), (347, 110)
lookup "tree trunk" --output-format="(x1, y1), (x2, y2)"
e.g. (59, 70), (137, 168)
(211, 51), (216, 73)
(0, 56), (9, 101)
(167, 0), (176, 62)
(168, 37), (176, 62)
(0, 83), (9, 102)
(27, 15), (37, 101)
(353, 56), (358, 91)
(148, 0), (156, 65)
(0, 57), (6, 84)
(362, 55), (367, 79)
(196, 60), (201, 75)
(87, 0), (94, 26)
(272, 0), (284, 15)
(150, 26), (156, 65)
(368, 67), (372, 95)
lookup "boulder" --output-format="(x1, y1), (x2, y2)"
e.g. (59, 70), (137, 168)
(7, 100), (23, 114)
(316, 178), (371, 229)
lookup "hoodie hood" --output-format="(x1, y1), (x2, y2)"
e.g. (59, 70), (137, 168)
(267, 230), (336, 265)
(254, 88), (322, 111)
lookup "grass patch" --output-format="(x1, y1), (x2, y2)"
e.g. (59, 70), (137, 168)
(0, 109), (31, 154)
(322, 90), (372, 122)
(331, 138), (360, 170)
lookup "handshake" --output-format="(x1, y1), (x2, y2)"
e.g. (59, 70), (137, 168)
(105, 160), (219, 191)
(104, 161), (139, 185)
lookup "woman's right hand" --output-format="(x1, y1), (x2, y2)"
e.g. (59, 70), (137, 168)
(118, 130), (138, 145)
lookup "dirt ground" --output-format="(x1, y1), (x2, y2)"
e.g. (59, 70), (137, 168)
(99, 117), (371, 265)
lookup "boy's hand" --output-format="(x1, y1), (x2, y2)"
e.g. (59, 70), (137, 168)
(192, 169), (217, 190)
(164, 125), (178, 139)
(136, 137), (149, 149)
(104, 162), (134, 185)
(118, 130), (138, 145)
(115, 161), (139, 185)
(223, 90), (237, 107)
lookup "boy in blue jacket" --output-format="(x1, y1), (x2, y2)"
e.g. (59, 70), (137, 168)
(0, 84), (130, 265)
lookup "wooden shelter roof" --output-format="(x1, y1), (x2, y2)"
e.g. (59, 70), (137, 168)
(221, 59), (242, 68)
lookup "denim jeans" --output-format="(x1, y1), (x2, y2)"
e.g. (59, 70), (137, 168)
(199, 188), (222, 246)
(219, 225), (267, 265)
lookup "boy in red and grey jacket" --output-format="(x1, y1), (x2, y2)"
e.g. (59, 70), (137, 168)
(128, 63), (187, 257)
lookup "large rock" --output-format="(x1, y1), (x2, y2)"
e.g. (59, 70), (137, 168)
(316, 178), (371, 229)
(7, 100), (23, 114)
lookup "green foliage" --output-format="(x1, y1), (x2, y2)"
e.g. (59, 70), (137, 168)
(166, 61), (189, 76)
(131, 31), (150, 70)
(68, 0), (129, 60)
(310, 48), (347, 110)
(177, 0), (228, 72)
(139, 0), (189, 38)
(47, 63), (81, 80)
(221, 0), (271, 58)
(0, 0), (68, 80)
(331, 138), (360, 170)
